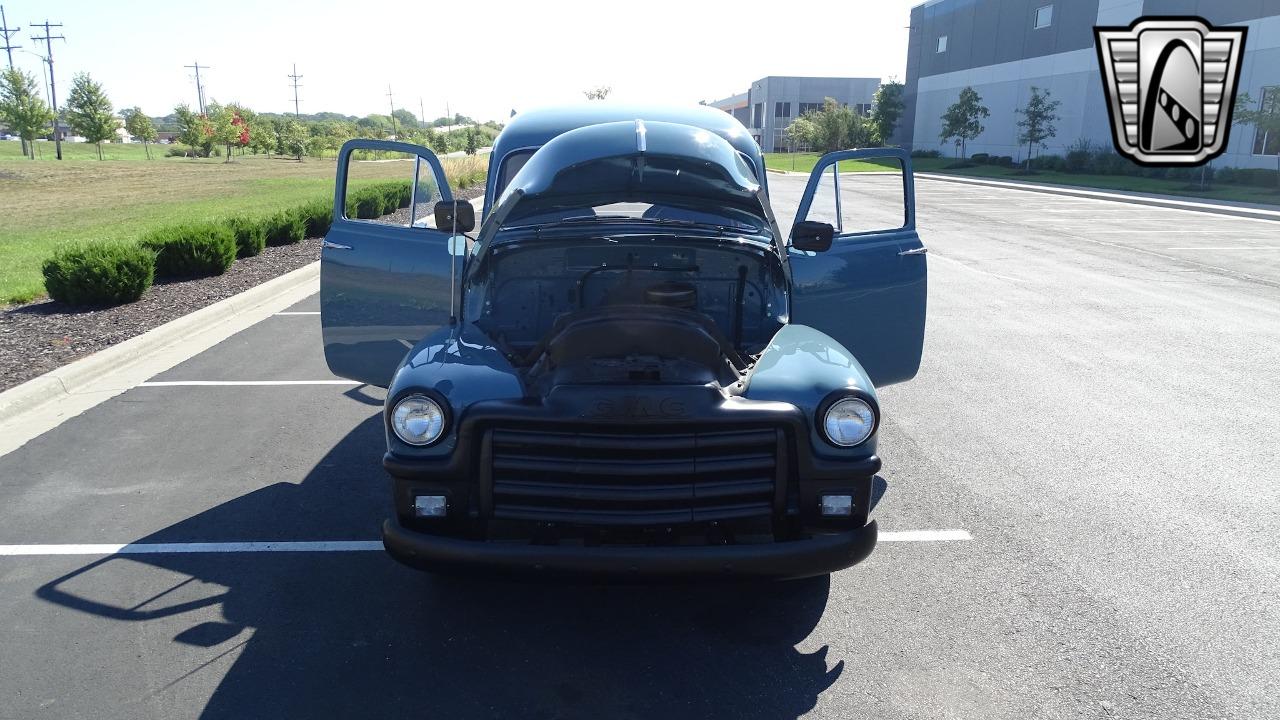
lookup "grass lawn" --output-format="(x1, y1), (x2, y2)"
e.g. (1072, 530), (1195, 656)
(2, 139), (169, 162)
(0, 142), (486, 304)
(763, 153), (901, 174)
(764, 150), (1279, 207)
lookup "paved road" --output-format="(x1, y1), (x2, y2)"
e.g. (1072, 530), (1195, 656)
(1, 177), (1277, 719)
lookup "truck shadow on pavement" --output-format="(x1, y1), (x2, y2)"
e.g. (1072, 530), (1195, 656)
(35, 414), (853, 720)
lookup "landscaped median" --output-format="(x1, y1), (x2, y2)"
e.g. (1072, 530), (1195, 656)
(40, 181), (411, 308)
(763, 148), (1280, 207)
(0, 176), (485, 394)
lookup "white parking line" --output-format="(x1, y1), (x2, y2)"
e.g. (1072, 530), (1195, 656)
(138, 380), (360, 387)
(0, 541), (382, 556)
(0, 531), (972, 556)
(880, 529), (972, 542)
(1163, 246), (1280, 251)
(274, 311), (320, 315)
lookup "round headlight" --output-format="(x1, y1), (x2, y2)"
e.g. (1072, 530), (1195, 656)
(822, 397), (876, 447)
(391, 394), (446, 446)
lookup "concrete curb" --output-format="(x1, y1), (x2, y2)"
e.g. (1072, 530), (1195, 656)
(0, 261), (321, 458)
(916, 173), (1280, 223)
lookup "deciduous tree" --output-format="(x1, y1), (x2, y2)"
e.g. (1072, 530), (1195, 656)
(392, 108), (418, 130)
(1234, 90), (1280, 189)
(174, 104), (211, 157)
(870, 80), (905, 146)
(0, 68), (55, 159)
(122, 107), (158, 159)
(1016, 86), (1061, 170)
(280, 120), (308, 160)
(789, 98), (873, 155)
(206, 102), (250, 163)
(940, 86), (989, 159)
(66, 73), (120, 160)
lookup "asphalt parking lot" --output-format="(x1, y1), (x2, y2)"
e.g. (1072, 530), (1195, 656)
(2, 175), (1278, 719)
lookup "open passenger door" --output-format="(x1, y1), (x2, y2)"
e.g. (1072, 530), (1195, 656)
(321, 139), (462, 387)
(787, 149), (926, 387)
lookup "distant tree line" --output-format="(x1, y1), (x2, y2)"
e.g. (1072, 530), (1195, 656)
(0, 64), (499, 162)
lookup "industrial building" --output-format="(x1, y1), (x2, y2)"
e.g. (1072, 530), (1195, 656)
(899, 0), (1280, 168)
(709, 76), (881, 152)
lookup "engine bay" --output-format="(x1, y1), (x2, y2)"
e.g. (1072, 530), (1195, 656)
(465, 238), (788, 387)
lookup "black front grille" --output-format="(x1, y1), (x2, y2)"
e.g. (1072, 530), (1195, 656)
(486, 425), (783, 527)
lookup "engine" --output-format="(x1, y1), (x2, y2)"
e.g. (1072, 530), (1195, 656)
(465, 239), (788, 390)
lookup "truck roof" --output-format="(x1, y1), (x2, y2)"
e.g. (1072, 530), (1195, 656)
(487, 105), (763, 204)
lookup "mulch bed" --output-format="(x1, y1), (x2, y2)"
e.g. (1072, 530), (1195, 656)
(0, 187), (485, 394)
(0, 239), (322, 393)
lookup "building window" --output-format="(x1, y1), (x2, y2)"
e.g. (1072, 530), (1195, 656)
(1034, 5), (1053, 29)
(752, 103), (762, 128)
(774, 101), (791, 118)
(937, 35), (947, 53)
(798, 102), (822, 116)
(1253, 86), (1280, 156)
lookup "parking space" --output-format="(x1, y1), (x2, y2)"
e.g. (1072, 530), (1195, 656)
(2, 177), (1278, 718)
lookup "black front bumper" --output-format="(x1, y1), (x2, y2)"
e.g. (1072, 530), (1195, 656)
(383, 517), (877, 581)
(383, 390), (880, 580)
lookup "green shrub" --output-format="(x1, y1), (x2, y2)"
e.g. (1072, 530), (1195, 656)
(341, 182), (412, 220)
(141, 223), (237, 278)
(264, 212), (306, 245)
(992, 155), (1014, 167)
(379, 186), (400, 215)
(910, 149), (942, 159)
(971, 153), (990, 164)
(297, 199), (333, 237)
(355, 191), (383, 219)
(1034, 154), (1065, 172)
(1215, 167), (1277, 188)
(42, 242), (156, 307)
(227, 216), (267, 258)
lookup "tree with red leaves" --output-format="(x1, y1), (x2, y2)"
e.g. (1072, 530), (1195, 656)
(207, 101), (251, 163)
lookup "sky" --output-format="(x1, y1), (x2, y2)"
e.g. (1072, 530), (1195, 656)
(4, 0), (917, 122)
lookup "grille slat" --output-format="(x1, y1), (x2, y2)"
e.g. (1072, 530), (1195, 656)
(488, 425), (780, 528)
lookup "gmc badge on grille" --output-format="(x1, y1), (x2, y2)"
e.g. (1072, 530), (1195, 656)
(585, 396), (688, 420)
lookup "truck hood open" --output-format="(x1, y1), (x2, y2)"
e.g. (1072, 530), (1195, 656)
(477, 120), (780, 243)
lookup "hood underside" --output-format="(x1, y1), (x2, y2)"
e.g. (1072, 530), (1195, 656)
(486, 119), (774, 231)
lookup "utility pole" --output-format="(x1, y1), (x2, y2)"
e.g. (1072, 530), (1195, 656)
(1, 7), (21, 156)
(0, 6), (20, 67)
(184, 60), (208, 114)
(30, 19), (63, 160)
(386, 84), (397, 137)
(288, 63), (302, 119)
(418, 97), (425, 130)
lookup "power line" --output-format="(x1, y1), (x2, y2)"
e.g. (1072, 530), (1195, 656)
(29, 19), (63, 160)
(288, 63), (302, 119)
(0, 6), (20, 68)
(184, 60), (209, 114)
